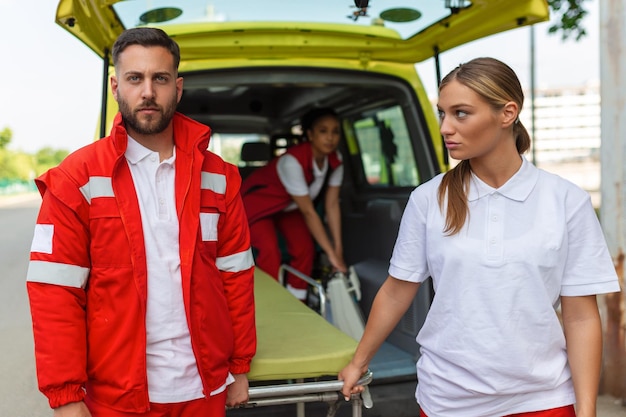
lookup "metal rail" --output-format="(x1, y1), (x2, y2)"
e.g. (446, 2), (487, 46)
(278, 264), (329, 320)
(248, 370), (372, 400)
(236, 370), (374, 417)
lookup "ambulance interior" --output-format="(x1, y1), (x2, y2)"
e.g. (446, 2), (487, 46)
(177, 66), (438, 416)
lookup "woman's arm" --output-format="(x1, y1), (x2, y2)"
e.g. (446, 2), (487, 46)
(561, 295), (602, 417)
(292, 193), (346, 272)
(324, 185), (344, 261)
(339, 276), (421, 399)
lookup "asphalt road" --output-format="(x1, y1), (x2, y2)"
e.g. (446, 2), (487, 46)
(0, 193), (624, 416)
(0, 194), (50, 416)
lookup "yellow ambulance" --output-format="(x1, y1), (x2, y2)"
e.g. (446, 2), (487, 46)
(54, 1), (549, 415)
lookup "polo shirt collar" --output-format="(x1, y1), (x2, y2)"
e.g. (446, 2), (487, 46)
(468, 156), (538, 202)
(125, 136), (175, 165)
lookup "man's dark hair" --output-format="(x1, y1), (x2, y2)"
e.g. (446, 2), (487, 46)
(112, 27), (181, 70)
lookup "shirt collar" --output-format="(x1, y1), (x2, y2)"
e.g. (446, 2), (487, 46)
(467, 156), (539, 202)
(312, 155), (328, 175)
(125, 136), (175, 165)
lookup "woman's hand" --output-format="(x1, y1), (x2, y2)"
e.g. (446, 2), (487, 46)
(338, 276), (421, 402)
(327, 250), (348, 274)
(338, 361), (367, 401)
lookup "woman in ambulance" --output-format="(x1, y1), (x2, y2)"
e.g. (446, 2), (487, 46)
(241, 107), (348, 300)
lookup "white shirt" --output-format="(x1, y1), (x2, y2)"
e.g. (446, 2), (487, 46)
(389, 157), (619, 417)
(126, 138), (233, 403)
(277, 153), (343, 211)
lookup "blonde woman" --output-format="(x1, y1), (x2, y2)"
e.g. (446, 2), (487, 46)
(339, 57), (619, 417)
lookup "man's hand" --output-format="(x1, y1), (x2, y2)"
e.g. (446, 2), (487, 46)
(226, 373), (249, 408)
(53, 401), (91, 417)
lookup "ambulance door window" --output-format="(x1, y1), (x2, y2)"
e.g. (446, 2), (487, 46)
(352, 105), (419, 187)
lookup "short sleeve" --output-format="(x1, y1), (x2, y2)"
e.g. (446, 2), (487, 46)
(388, 186), (431, 283)
(561, 193), (620, 296)
(328, 164), (343, 187)
(277, 155), (309, 196)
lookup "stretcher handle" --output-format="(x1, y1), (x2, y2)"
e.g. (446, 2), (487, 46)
(278, 264), (329, 320)
(248, 369), (373, 400)
(243, 391), (343, 407)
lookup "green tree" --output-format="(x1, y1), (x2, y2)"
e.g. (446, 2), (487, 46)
(34, 147), (69, 175)
(0, 126), (69, 181)
(0, 149), (34, 180)
(0, 127), (12, 149)
(548, 0), (589, 41)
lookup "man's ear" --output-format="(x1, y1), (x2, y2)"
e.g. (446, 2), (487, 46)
(501, 101), (519, 128)
(176, 76), (184, 103)
(110, 75), (119, 102)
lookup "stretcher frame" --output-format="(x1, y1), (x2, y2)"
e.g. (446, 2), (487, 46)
(244, 370), (373, 417)
(235, 267), (373, 417)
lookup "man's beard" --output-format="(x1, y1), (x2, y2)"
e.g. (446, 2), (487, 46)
(118, 95), (177, 136)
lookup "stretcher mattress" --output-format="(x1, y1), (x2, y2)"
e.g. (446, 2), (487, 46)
(247, 269), (358, 381)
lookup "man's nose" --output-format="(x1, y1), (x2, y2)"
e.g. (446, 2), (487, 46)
(141, 80), (156, 100)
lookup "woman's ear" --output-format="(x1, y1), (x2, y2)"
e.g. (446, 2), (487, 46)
(501, 101), (519, 128)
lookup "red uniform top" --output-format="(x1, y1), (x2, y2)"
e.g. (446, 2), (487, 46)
(241, 141), (342, 224)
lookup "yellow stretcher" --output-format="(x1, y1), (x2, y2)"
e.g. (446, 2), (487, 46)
(238, 268), (373, 417)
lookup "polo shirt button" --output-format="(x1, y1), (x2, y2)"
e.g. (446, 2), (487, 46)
(491, 215), (498, 222)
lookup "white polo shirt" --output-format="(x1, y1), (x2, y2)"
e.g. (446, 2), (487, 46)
(277, 153), (343, 211)
(126, 137), (232, 403)
(389, 157), (619, 417)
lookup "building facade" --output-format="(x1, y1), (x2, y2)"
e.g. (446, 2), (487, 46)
(522, 81), (601, 206)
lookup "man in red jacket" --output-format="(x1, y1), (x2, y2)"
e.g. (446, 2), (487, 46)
(26, 27), (256, 417)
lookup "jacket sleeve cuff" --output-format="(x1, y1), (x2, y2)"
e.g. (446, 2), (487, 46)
(46, 385), (86, 409)
(229, 360), (252, 376)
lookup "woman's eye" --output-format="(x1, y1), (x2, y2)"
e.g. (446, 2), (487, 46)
(455, 110), (468, 118)
(437, 110), (444, 120)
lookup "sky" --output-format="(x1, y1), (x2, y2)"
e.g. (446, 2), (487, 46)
(0, 0), (601, 154)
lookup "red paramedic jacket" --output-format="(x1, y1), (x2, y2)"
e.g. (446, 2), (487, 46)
(26, 112), (256, 411)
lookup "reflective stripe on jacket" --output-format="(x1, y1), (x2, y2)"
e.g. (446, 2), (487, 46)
(26, 112), (256, 411)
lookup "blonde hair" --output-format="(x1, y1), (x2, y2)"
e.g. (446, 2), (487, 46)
(437, 57), (530, 235)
